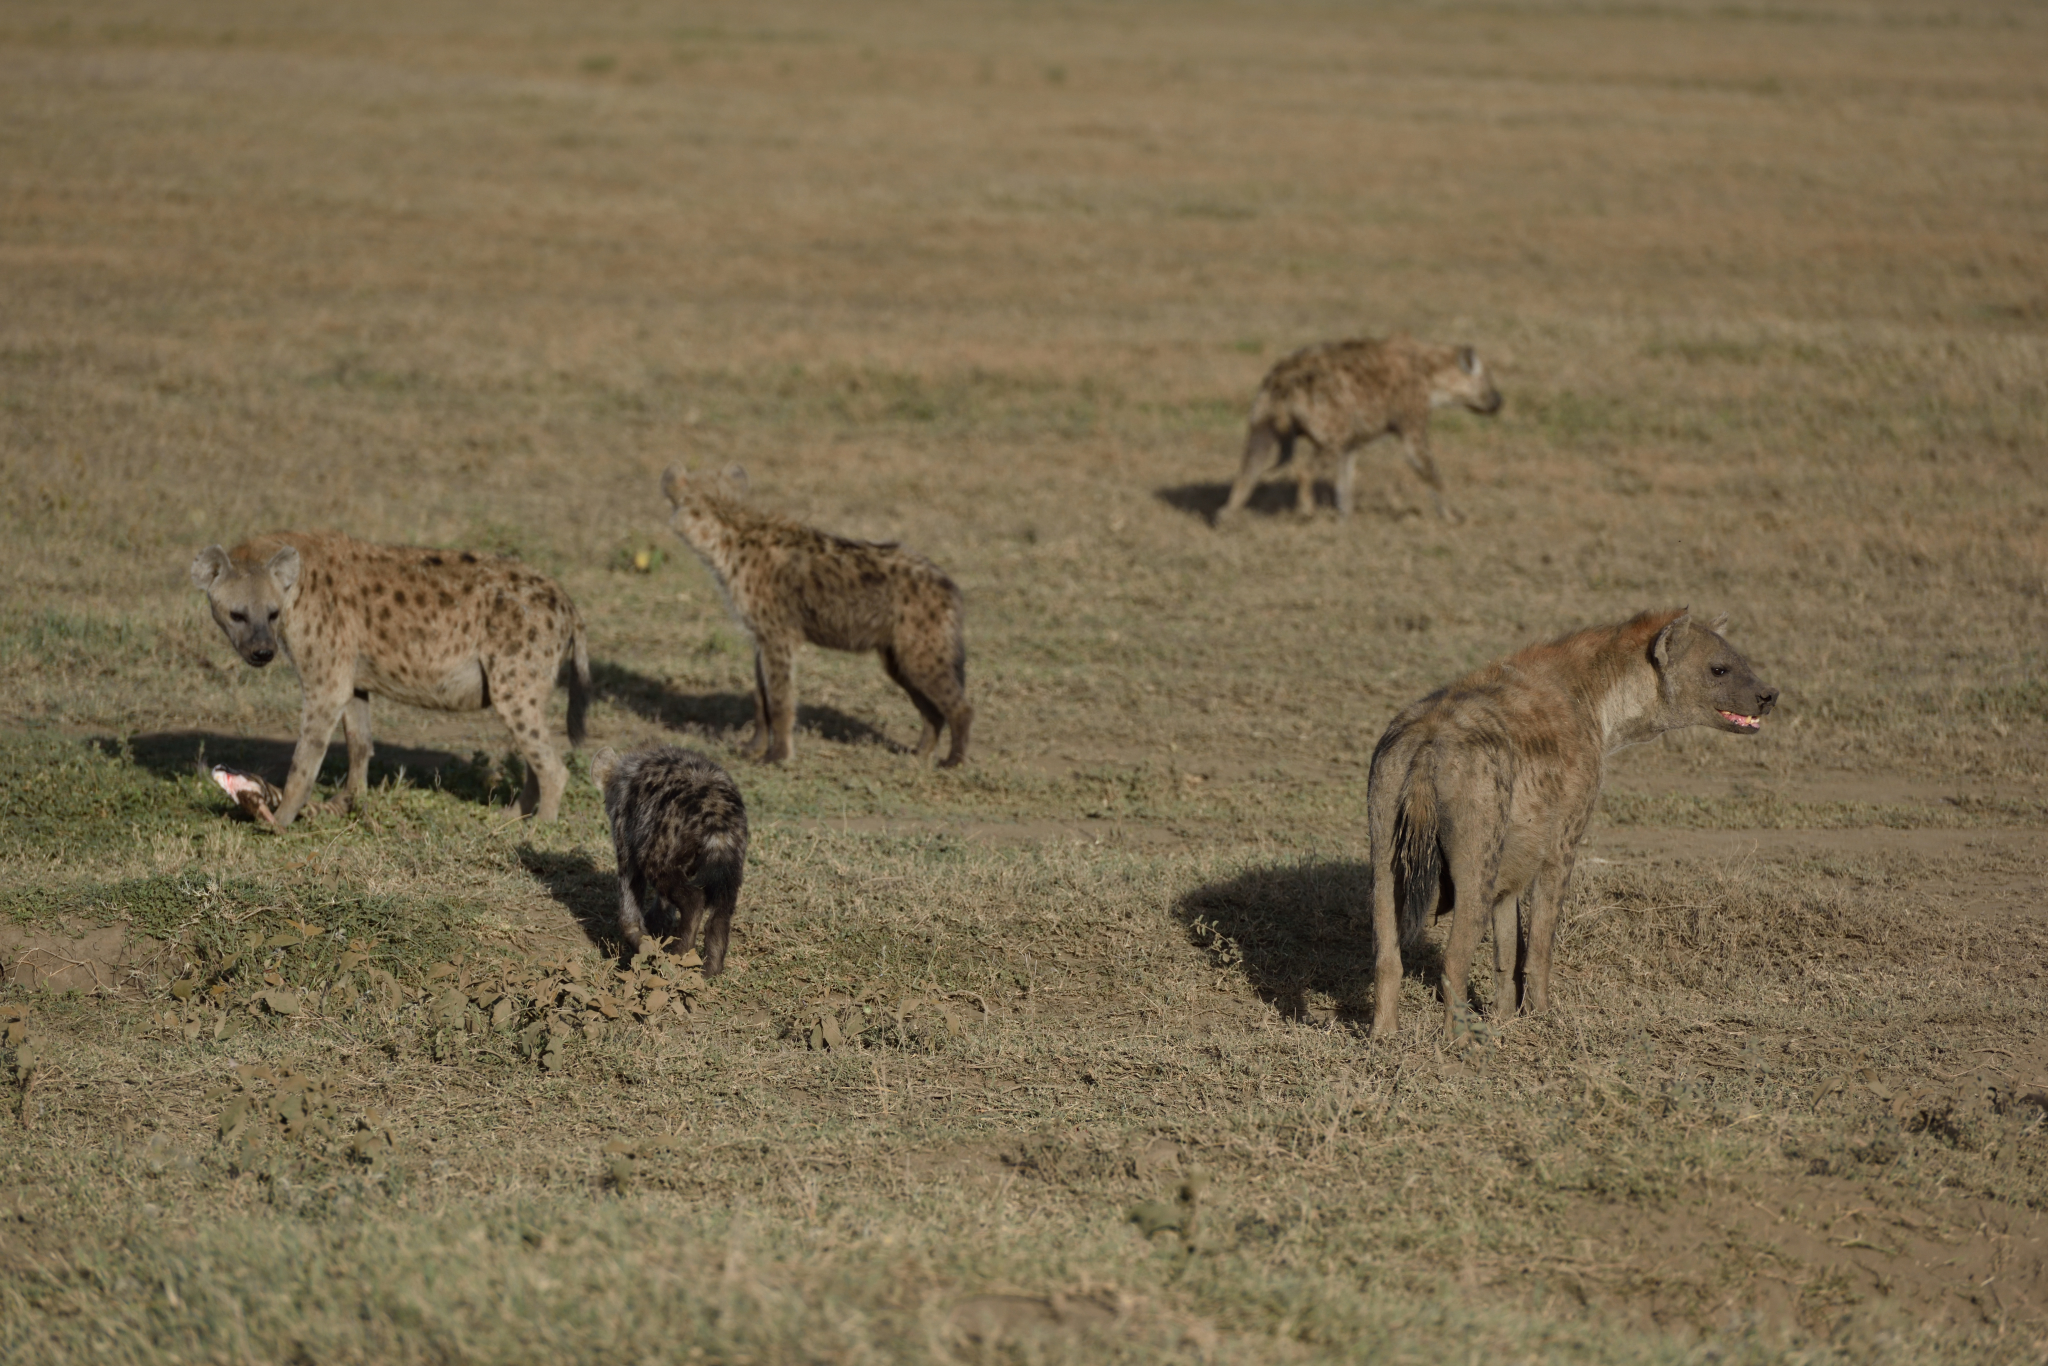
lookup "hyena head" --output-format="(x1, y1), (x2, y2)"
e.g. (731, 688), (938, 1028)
(661, 465), (750, 541)
(1650, 611), (1779, 735)
(1429, 346), (1504, 416)
(190, 543), (300, 669)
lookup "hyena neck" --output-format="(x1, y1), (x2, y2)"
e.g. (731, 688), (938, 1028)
(1581, 614), (1695, 753)
(676, 504), (746, 579)
(1594, 663), (1663, 753)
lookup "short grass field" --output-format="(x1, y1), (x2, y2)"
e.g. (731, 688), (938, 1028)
(3, 1), (2046, 1361)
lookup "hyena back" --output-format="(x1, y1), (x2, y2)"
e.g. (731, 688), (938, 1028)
(1365, 610), (1777, 1038)
(190, 532), (590, 827)
(591, 745), (748, 974)
(661, 466), (972, 767)
(1217, 334), (1501, 524)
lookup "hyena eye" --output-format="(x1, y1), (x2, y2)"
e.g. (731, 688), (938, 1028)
(229, 611), (248, 623)
(1710, 665), (1729, 677)
(267, 609), (280, 621)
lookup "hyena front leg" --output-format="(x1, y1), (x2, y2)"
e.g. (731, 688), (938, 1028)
(1516, 856), (1573, 1015)
(1438, 843), (1508, 1031)
(1333, 450), (1360, 518)
(754, 639), (798, 763)
(1216, 421), (1287, 524)
(324, 690), (374, 814)
(739, 647), (771, 760)
(1490, 890), (1522, 1019)
(1399, 430), (1459, 522)
(275, 683), (353, 828)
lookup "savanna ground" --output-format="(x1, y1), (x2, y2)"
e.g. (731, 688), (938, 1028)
(2, 1), (2046, 1361)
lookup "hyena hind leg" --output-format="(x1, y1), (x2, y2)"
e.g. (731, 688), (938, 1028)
(491, 687), (569, 821)
(881, 647), (950, 759)
(616, 872), (651, 955)
(1217, 421), (1287, 524)
(885, 645), (972, 767)
(701, 885), (739, 976)
(662, 881), (710, 965)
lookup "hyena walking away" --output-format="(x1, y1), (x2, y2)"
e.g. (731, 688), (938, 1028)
(591, 746), (748, 974)
(662, 466), (973, 767)
(191, 532), (591, 828)
(1216, 335), (1502, 524)
(1366, 610), (1777, 1038)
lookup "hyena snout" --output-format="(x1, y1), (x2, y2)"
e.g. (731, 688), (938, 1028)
(214, 613), (283, 667)
(1705, 667), (1778, 733)
(1446, 347), (1503, 415)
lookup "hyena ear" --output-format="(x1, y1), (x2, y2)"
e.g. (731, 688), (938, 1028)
(660, 465), (686, 507)
(266, 545), (301, 593)
(589, 747), (621, 791)
(1458, 346), (1479, 376)
(722, 465), (749, 493)
(1650, 609), (1692, 672)
(190, 545), (233, 593)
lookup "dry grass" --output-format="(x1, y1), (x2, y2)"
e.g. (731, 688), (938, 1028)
(3, 1), (2046, 1362)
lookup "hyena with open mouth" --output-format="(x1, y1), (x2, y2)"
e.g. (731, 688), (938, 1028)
(1365, 609), (1777, 1038)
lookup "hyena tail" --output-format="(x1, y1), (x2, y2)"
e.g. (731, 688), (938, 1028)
(692, 832), (747, 907)
(950, 583), (969, 693)
(1392, 774), (1442, 952)
(566, 622), (592, 748)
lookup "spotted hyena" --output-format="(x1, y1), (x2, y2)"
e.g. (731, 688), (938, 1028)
(190, 532), (591, 828)
(591, 745), (748, 973)
(1215, 334), (1503, 524)
(661, 466), (972, 767)
(1365, 610), (1778, 1038)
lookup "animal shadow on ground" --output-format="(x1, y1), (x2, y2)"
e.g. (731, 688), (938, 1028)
(116, 730), (511, 813)
(1154, 480), (1348, 520)
(593, 659), (906, 753)
(516, 845), (619, 954)
(1174, 859), (1442, 1026)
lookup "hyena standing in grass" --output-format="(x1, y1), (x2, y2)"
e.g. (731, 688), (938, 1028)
(661, 466), (973, 767)
(1366, 609), (1778, 1038)
(591, 746), (748, 973)
(1215, 334), (1502, 524)
(190, 532), (590, 828)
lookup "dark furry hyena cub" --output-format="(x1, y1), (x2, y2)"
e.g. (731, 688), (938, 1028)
(590, 746), (749, 974)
